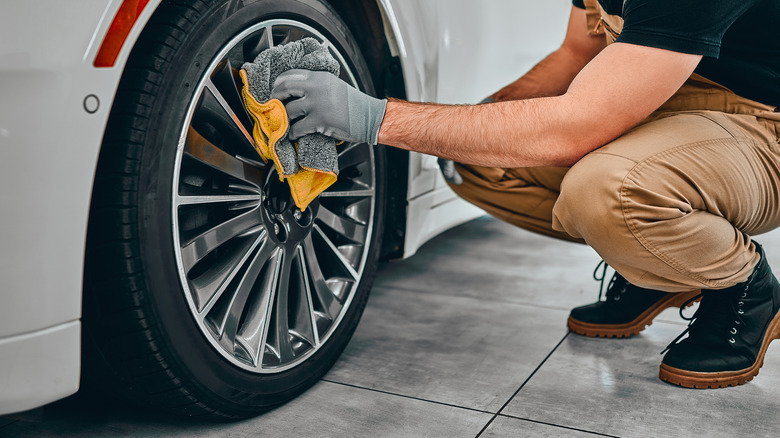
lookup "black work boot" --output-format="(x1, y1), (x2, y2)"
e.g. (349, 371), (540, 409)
(568, 262), (700, 338)
(660, 243), (780, 388)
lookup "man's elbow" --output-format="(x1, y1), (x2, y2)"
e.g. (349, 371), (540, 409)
(555, 152), (587, 167)
(552, 149), (589, 167)
(550, 134), (607, 167)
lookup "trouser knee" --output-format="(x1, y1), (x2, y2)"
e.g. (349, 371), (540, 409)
(551, 151), (669, 289)
(552, 152), (630, 250)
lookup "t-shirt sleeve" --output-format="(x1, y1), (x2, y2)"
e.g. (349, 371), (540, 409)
(616, 0), (758, 58)
(572, 0), (585, 9)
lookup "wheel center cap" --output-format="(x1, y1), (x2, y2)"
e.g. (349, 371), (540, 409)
(261, 169), (317, 246)
(263, 176), (293, 215)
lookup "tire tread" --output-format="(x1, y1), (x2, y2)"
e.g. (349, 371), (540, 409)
(85, 0), (236, 419)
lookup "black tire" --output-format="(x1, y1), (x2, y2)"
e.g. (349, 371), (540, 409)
(84, 0), (385, 419)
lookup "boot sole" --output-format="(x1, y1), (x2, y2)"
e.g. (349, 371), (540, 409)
(659, 308), (780, 388)
(567, 291), (701, 338)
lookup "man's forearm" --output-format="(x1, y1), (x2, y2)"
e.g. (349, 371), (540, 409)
(377, 97), (580, 168)
(377, 43), (701, 169)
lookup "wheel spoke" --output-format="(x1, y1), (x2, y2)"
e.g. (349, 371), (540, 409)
(184, 126), (264, 187)
(193, 231), (265, 314)
(235, 243), (282, 366)
(314, 224), (359, 280)
(243, 27), (271, 61)
(266, 25), (275, 48)
(322, 42), (359, 87)
(199, 78), (257, 153)
(274, 25), (313, 46)
(180, 208), (264, 269)
(319, 188), (374, 198)
(317, 205), (366, 242)
(216, 237), (272, 344)
(256, 249), (283, 366)
(291, 245), (318, 347)
(268, 248), (295, 363)
(301, 235), (340, 316)
(338, 143), (370, 170)
(210, 58), (254, 132)
(177, 193), (261, 206)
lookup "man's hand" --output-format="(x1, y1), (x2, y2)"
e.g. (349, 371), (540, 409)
(437, 158), (463, 185)
(271, 69), (387, 145)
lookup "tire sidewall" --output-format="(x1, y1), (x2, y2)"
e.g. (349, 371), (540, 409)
(137, 0), (384, 412)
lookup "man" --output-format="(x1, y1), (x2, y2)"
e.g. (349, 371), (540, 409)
(271, 0), (780, 388)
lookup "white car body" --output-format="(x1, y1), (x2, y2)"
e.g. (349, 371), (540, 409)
(0, 0), (569, 414)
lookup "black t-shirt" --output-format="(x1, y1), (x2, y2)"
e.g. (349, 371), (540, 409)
(571, 0), (780, 106)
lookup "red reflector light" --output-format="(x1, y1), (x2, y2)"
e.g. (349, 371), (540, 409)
(93, 0), (151, 67)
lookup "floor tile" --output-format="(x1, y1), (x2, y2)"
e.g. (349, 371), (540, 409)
(245, 381), (492, 438)
(325, 286), (570, 412)
(482, 416), (608, 437)
(0, 381), (491, 438)
(502, 322), (780, 438)
(375, 216), (603, 310)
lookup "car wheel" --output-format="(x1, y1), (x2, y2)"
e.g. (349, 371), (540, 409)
(84, 0), (384, 418)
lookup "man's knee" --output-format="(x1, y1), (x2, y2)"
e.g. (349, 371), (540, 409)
(552, 152), (634, 241)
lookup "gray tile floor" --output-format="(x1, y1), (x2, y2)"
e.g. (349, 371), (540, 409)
(3, 216), (780, 437)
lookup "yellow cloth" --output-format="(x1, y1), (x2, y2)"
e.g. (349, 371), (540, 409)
(239, 69), (337, 211)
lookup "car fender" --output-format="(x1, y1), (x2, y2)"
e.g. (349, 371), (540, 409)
(0, 0), (161, 415)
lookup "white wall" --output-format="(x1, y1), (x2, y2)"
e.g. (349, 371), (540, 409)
(435, 0), (572, 104)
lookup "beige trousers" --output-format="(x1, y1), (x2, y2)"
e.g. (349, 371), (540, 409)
(451, 75), (780, 292)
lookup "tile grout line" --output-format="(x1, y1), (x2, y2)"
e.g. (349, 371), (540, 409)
(475, 331), (571, 438)
(475, 416), (498, 436)
(320, 379), (496, 416)
(495, 414), (623, 438)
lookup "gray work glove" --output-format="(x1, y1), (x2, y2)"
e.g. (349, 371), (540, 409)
(437, 96), (495, 185)
(271, 69), (388, 145)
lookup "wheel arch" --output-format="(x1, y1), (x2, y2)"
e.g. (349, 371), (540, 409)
(326, 0), (409, 259)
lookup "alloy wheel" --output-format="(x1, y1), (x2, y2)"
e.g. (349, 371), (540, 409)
(172, 19), (376, 373)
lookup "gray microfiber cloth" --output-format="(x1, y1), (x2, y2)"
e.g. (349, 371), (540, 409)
(241, 37), (340, 178)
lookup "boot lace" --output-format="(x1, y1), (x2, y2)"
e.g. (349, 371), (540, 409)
(593, 260), (628, 303)
(661, 286), (745, 355)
